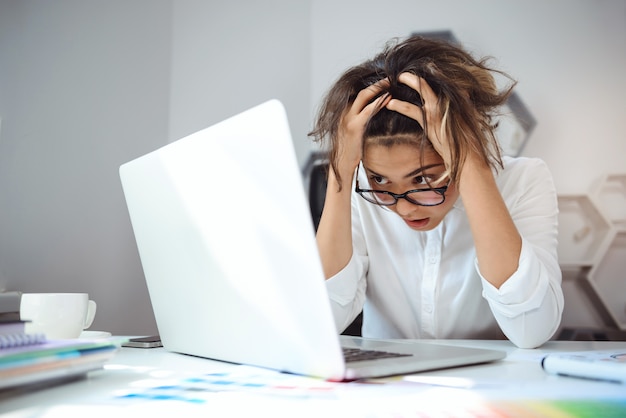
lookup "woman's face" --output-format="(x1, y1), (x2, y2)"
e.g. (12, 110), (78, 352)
(362, 143), (459, 231)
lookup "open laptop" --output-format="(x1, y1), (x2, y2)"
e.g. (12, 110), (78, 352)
(119, 100), (505, 381)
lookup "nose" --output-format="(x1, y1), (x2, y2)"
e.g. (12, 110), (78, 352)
(394, 197), (419, 217)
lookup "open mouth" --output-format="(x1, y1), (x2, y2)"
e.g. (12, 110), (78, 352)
(403, 217), (429, 229)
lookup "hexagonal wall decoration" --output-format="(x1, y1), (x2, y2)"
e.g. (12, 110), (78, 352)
(591, 173), (626, 231)
(557, 194), (614, 267)
(558, 173), (626, 336)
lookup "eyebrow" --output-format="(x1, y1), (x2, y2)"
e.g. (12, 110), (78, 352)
(366, 163), (445, 179)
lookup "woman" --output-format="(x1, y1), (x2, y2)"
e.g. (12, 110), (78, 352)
(309, 36), (563, 349)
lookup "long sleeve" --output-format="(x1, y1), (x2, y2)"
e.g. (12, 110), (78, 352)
(480, 157), (564, 348)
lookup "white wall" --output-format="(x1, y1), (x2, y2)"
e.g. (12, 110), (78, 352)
(0, 0), (624, 335)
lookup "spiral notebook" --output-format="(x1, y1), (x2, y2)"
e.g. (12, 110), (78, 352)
(0, 339), (120, 390)
(0, 316), (120, 390)
(0, 332), (47, 349)
(0, 318), (46, 349)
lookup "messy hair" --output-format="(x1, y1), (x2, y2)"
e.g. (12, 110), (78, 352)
(308, 35), (515, 189)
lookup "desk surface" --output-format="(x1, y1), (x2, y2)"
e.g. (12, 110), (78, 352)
(1, 339), (625, 417)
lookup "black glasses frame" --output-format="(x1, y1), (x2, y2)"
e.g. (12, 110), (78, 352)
(355, 177), (448, 207)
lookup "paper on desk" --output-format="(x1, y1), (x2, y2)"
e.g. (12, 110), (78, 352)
(108, 363), (626, 403)
(95, 365), (626, 418)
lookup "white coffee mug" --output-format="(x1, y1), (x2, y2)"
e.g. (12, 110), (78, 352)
(20, 293), (97, 339)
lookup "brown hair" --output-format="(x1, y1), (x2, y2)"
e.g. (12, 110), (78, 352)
(308, 35), (515, 188)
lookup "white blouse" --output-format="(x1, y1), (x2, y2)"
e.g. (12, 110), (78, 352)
(326, 156), (564, 348)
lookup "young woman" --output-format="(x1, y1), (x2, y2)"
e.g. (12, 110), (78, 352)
(309, 36), (563, 349)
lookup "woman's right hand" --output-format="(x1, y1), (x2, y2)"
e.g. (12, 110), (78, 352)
(317, 79), (389, 279)
(335, 79), (390, 183)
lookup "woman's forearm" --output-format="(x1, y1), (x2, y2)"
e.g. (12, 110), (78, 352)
(459, 157), (522, 288)
(316, 167), (355, 279)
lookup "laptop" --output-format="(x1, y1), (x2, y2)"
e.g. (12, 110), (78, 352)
(119, 100), (505, 381)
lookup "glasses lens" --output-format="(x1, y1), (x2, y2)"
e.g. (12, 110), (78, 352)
(406, 190), (445, 206)
(359, 191), (396, 206)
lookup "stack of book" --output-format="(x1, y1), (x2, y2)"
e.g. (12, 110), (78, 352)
(0, 291), (121, 390)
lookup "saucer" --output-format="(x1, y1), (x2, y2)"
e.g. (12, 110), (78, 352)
(79, 330), (112, 339)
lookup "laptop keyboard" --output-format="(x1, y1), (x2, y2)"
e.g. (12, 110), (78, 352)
(342, 347), (412, 363)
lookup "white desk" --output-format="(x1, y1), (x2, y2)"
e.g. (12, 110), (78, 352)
(1, 340), (625, 417)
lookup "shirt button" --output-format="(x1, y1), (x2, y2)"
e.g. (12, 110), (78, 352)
(429, 257), (437, 264)
(424, 304), (433, 313)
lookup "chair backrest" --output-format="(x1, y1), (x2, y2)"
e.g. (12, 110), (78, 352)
(302, 152), (329, 231)
(308, 162), (328, 231)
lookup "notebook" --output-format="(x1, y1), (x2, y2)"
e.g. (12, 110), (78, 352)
(119, 99), (505, 381)
(0, 339), (120, 390)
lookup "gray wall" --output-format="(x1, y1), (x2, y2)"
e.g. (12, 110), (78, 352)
(0, 1), (173, 334)
(0, 0), (624, 335)
(168, 1), (311, 160)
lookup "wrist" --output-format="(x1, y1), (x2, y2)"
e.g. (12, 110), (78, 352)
(328, 163), (357, 194)
(333, 158), (359, 187)
(458, 154), (495, 195)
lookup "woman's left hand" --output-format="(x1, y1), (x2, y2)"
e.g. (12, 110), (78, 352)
(385, 72), (452, 169)
(388, 76), (523, 290)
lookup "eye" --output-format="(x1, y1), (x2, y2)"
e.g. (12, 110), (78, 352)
(370, 175), (389, 186)
(413, 175), (428, 186)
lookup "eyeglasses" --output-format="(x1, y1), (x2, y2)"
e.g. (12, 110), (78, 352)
(355, 166), (448, 207)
